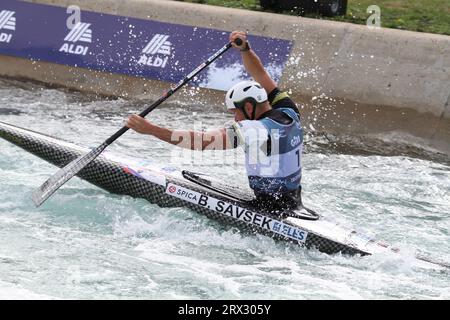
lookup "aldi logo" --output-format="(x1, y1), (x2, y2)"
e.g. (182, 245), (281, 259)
(0, 10), (16, 44)
(138, 34), (172, 68)
(63, 22), (92, 43)
(142, 34), (171, 55)
(59, 21), (92, 56)
(0, 10), (15, 31)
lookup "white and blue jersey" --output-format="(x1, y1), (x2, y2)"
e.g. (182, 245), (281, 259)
(229, 90), (303, 196)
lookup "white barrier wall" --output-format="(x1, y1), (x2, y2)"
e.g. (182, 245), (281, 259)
(1, 0), (449, 156)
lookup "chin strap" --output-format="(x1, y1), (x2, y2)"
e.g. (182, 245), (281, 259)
(251, 102), (257, 120)
(242, 109), (251, 120)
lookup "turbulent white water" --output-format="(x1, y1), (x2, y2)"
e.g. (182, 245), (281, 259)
(0, 79), (449, 299)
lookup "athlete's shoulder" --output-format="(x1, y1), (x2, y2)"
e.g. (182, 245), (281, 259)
(268, 88), (300, 116)
(227, 120), (268, 148)
(233, 120), (266, 132)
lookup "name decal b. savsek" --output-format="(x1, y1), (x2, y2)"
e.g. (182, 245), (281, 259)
(165, 183), (308, 243)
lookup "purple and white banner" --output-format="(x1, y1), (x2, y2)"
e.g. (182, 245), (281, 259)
(0, 0), (293, 91)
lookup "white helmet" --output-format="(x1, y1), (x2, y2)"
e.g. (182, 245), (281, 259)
(225, 80), (268, 111)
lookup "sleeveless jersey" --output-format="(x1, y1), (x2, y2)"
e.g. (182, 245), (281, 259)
(231, 107), (303, 195)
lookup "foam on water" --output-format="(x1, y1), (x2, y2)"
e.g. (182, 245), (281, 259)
(0, 79), (449, 299)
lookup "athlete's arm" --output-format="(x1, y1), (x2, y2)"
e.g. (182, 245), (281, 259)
(230, 31), (277, 95)
(126, 114), (237, 150)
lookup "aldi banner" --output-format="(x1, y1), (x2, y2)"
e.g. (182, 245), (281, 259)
(0, 0), (293, 91)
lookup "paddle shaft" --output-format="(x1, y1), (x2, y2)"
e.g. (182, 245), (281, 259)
(32, 38), (242, 207)
(105, 39), (241, 145)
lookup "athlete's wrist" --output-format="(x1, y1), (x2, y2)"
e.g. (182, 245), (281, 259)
(240, 41), (251, 52)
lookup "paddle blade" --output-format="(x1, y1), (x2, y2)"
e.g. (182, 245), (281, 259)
(32, 143), (107, 207)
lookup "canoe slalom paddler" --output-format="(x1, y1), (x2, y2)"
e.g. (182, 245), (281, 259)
(126, 30), (305, 214)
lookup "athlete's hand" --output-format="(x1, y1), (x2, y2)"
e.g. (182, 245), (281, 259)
(230, 30), (248, 50)
(126, 114), (153, 135)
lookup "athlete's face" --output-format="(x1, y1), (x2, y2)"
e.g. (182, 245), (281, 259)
(229, 103), (254, 122)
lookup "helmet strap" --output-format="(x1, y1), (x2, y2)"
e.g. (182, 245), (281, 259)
(251, 101), (257, 120)
(236, 99), (257, 120)
(242, 108), (251, 120)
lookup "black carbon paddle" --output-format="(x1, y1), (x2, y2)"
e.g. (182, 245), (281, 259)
(32, 38), (242, 207)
